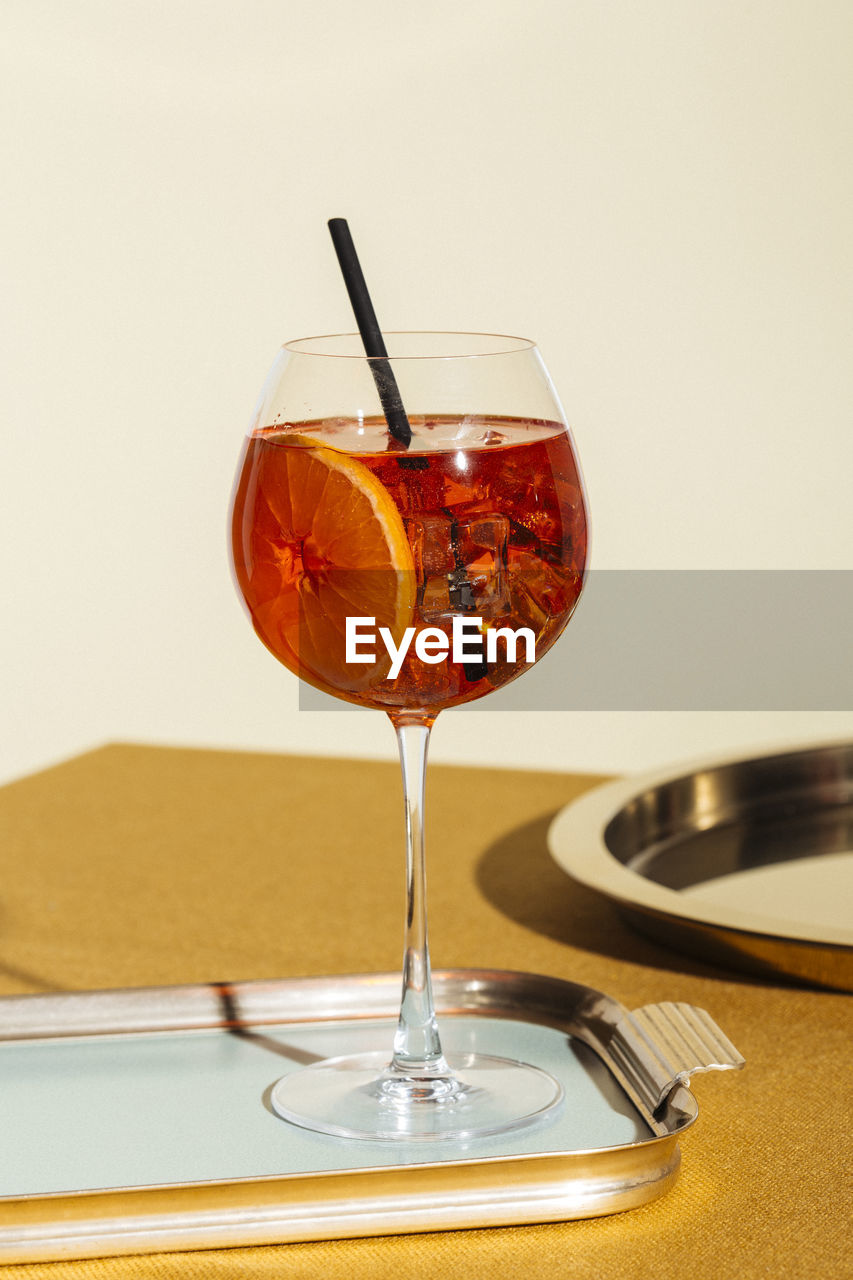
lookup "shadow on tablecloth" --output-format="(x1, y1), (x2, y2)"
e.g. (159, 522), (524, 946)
(474, 810), (789, 989)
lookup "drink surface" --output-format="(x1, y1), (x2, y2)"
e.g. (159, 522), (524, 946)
(231, 415), (588, 715)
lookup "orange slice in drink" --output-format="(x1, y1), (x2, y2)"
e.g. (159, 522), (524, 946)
(249, 432), (416, 699)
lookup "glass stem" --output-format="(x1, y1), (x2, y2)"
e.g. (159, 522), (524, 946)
(391, 719), (449, 1077)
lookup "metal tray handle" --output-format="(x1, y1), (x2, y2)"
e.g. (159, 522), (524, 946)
(609, 1002), (745, 1114)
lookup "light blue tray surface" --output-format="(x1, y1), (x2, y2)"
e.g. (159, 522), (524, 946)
(1, 1015), (649, 1196)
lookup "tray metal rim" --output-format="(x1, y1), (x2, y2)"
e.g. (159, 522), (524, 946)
(0, 1143), (683, 1262)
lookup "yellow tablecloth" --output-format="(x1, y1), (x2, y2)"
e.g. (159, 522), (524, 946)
(0, 744), (849, 1278)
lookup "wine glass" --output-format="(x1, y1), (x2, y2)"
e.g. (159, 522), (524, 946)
(230, 331), (588, 1140)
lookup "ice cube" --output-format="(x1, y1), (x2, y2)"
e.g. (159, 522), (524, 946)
(408, 513), (510, 622)
(409, 514), (456, 577)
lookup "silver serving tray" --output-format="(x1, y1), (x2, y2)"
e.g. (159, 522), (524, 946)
(549, 741), (853, 990)
(0, 969), (742, 1264)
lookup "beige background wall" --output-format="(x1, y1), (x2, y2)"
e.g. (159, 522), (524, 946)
(3, 0), (852, 784)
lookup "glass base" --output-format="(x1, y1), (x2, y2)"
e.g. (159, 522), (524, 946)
(269, 1051), (564, 1142)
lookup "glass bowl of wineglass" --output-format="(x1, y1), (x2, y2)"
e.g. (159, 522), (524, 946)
(230, 329), (588, 1140)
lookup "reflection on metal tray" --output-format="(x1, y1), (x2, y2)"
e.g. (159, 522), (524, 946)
(0, 969), (742, 1264)
(549, 741), (853, 990)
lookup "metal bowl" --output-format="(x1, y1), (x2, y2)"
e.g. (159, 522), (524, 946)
(548, 741), (853, 990)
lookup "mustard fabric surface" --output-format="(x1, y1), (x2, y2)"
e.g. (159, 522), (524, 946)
(0, 744), (849, 1279)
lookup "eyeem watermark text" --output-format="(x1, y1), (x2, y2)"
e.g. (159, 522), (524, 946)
(346, 615), (536, 679)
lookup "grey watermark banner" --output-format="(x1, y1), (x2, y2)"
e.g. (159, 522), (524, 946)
(297, 571), (853, 711)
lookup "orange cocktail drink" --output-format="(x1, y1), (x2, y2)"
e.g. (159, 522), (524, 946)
(232, 414), (587, 715)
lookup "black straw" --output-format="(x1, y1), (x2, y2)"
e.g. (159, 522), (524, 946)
(327, 218), (412, 448)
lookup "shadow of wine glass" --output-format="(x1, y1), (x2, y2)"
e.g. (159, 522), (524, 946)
(0, 957), (67, 994)
(213, 981), (325, 1066)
